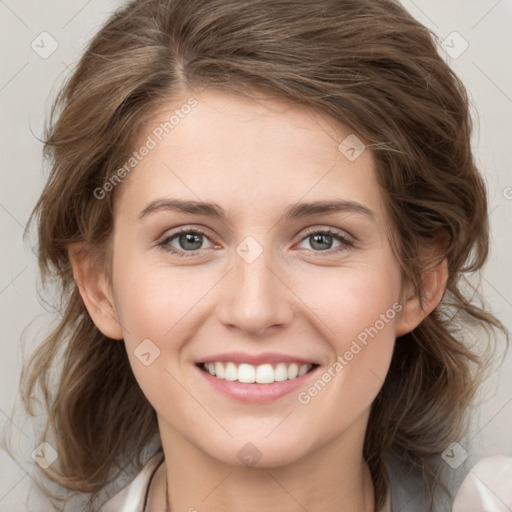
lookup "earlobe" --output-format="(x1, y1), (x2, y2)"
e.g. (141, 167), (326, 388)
(68, 243), (124, 340)
(395, 257), (448, 338)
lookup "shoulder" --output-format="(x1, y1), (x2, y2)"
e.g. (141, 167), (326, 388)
(452, 455), (512, 511)
(385, 454), (512, 511)
(98, 451), (165, 512)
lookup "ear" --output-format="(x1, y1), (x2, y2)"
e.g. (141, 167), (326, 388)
(395, 253), (448, 338)
(68, 243), (124, 340)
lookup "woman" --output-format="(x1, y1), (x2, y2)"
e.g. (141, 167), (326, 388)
(16, 0), (508, 510)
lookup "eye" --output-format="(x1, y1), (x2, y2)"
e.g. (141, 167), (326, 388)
(157, 226), (355, 259)
(157, 228), (214, 258)
(296, 228), (354, 255)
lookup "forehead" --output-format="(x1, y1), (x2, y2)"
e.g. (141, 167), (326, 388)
(114, 89), (386, 225)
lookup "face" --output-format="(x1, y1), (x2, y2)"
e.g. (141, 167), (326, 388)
(102, 89), (408, 467)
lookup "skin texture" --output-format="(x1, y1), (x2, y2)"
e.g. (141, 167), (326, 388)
(70, 89), (447, 511)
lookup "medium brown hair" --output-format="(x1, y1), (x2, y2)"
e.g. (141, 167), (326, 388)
(8, 0), (508, 510)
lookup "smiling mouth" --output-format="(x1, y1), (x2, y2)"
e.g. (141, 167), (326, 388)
(198, 361), (318, 384)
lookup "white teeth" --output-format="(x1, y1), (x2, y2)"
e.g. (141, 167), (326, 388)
(274, 363), (288, 381)
(202, 361), (314, 384)
(255, 364), (274, 384)
(298, 364), (309, 377)
(225, 362), (238, 381)
(238, 363), (256, 383)
(214, 362), (225, 379)
(287, 363), (299, 379)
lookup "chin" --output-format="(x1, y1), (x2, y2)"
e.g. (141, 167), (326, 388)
(202, 436), (314, 469)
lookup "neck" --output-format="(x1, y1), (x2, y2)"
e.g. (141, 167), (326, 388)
(149, 416), (375, 512)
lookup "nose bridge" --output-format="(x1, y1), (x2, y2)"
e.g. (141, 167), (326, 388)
(218, 234), (291, 335)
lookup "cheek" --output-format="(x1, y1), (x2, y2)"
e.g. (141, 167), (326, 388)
(111, 264), (195, 412)
(292, 262), (401, 405)
(112, 248), (201, 341)
(294, 260), (401, 342)
(336, 269), (401, 377)
(110, 253), (221, 401)
(340, 274), (401, 354)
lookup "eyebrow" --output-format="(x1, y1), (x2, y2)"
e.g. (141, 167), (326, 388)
(138, 198), (375, 222)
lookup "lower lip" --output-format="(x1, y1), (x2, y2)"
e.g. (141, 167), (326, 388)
(196, 364), (319, 403)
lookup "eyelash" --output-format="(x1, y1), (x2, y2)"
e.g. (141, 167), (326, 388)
(157, 227), (355, 259)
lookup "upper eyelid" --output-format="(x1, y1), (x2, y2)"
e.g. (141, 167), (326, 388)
(159, 226), (217, 244)
(300, 226), (353, 240)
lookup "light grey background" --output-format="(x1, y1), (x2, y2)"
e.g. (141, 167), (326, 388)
(1, 1), (511, 510)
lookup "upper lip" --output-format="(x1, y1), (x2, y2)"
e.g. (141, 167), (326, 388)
(197, 352), (318, 366)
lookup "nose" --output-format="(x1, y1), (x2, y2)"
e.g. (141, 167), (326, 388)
(217, 240), (293, 338)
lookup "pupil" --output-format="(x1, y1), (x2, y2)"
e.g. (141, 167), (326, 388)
(181, 232), (202, 250)
(311, 233), (331, 251)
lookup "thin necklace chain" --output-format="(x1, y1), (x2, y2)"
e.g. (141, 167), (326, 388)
(165, 466), (170, 512)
